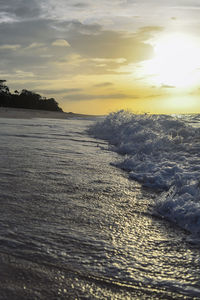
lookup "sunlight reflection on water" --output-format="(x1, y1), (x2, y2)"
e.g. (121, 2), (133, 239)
(0, 117), (199, 299)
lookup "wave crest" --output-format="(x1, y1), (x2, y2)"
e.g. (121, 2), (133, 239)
(89, 110), (200, 235)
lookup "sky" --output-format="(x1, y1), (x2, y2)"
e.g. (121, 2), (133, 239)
(1, 0), (200, 114)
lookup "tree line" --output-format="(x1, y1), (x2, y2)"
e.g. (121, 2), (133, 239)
(0, 80), (63, 112)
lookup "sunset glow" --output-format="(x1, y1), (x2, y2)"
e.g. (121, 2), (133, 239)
(1, 1), (200, 114)
(143, 34), (200, 88)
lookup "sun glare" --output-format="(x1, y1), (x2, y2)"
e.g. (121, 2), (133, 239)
(142, 34), (200, 88)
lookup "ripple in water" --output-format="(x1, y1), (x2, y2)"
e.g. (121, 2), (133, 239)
(0, 116), (199, 299)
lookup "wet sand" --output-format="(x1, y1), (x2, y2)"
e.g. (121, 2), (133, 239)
(0, 252), (189, 300)
(0, 107), (95, 120)
(1, 115), (199, 299)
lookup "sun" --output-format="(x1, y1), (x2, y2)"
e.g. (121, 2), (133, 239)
(142, 33), (200, 88)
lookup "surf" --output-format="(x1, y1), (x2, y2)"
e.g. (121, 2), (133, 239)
(88, 110), (200, 237)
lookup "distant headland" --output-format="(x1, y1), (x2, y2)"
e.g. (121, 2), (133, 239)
(0, 80), (63, 112)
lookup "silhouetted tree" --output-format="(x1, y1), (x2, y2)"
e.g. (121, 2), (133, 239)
(0, 80), (10, 95)
(0, 80), (63, 112)
(0, 80), (11, 107)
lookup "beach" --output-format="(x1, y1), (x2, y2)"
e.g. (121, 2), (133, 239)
(0, 115), (200, 299)
(0, 107), (70, 119)
(0, 107), (96, 120)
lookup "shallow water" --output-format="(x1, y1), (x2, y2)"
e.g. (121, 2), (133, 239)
(89, 111), (200, 237)
(0, 117), (200, 299)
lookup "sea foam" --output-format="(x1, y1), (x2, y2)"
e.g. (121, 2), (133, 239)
(88, 110), (200, 236)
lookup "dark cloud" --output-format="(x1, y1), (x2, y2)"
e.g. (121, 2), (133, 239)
(53, 20), (102, 35)
(0, 19), (55, 46)
(0, 2), (164, 99)
(161, 84), (176, 88)
(0, 0), (42, 20)
(64, 93), (130, 101)
(144, 93), (162, 98)
(0, 18), (72, 76)
(94, 82), (114, 87)
(0, 16), (159, 83)
(67, 28), (155, 62)
(38, 88), (83, 95)
(52, 21), (161, 63)
(136, 26), (163, 41)
(73, 2), (90, 8)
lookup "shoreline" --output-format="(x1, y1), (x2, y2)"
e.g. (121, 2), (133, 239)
(0, 107), (98, 120)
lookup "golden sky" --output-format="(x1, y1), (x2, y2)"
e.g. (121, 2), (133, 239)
(1, 0), (200, 114)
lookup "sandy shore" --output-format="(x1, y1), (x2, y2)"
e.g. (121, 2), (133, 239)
(0, 107), (95, 120)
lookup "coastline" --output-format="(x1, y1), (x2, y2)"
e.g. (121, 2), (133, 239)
(0, 115), (200, 299)
(0, 107), (97, 120)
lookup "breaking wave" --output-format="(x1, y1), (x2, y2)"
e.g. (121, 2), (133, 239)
(88, 110), (200, 237)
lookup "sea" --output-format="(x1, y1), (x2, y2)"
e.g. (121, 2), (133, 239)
(0, 111), (200, 299)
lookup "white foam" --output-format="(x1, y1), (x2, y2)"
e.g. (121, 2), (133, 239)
(89, 110), (200, 236)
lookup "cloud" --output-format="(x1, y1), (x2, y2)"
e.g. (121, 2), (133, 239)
(53, 20), (102, 35)
(12, 70), (35, 78)
(0, 19), (71, 76)
(26, 42), (45, 49)
(94, 82), (114, 87)
(73, 2), (90, 8)
(0, 19), (54, 46)
(66, 26), (157, 63)
(138, 26), (163, 33)
(91, 58), (127, 64)
(52, 39), (70, 47)
(38, 88), (83, 94)
(0, 11), (18, 23)
(143, 93), (162, 98)
(0, 0), (42, 21)
(63, 93), (131, 101)
(161, 84), (176, 88)
(0, 7), (163, 80)
(0, 14), (164, 88)
(0, 44), (21, 50)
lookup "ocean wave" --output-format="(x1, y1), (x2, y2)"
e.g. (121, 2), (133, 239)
(88, 110), (200, 236)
